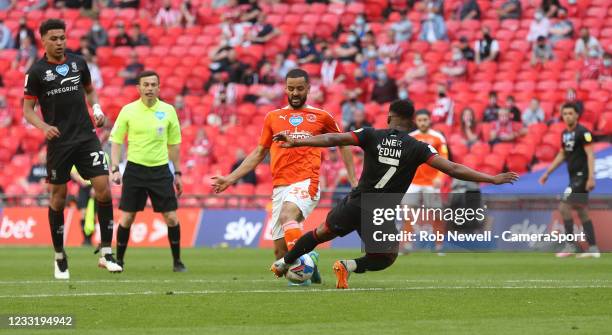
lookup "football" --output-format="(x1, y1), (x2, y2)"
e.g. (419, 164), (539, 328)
(285, 254), (315, 284)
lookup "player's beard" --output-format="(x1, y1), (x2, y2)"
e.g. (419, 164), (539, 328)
(288, 95), (306, 109)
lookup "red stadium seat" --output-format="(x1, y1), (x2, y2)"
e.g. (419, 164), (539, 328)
(535, 144), (558, 163)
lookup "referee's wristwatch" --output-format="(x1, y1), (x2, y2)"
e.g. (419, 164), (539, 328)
(111, 166), (119, 173)
(174, 171), (182, 176)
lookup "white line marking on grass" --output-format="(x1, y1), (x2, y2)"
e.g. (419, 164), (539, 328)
(1, 285), (611, 299)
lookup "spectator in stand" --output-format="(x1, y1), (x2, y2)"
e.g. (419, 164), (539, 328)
(577, 48), (604, 81)
(230, 149), (256, 185)
(564, 88), (584, 115)
(350, 14), (370, 39)
(273, 53), (296, 80)
(540, 0), (563, 18)
(489, 108), (525, 144)
(0, 0), (15, 10)
(575, 28), (603, 60)
(441, 47), (468, 85)
(320, 147), (344, 191)
(246, 13), (280, 46)
(128, 24), (150, 46)
(0, 19), (13, 50)
(600, 53), (612, 82)
(180, 0), (197, 27)
(531, 35), (554, 67)
(11, 36), (36, 72)
(527, 10), (550, 43)
(320, 48), (346, 88)
(0, 94), (11, 128)
(117, 0), (140, 8)
(344, 67), (370, 103)
(522, 98), (545, 126)
(459, 107), (481, 147)
(341, 97), (365, 127)
(549, 7), (573, 45)
(360, 45), (384, 79)
(13, 18), (35, 50)
(475, 27), (499, 63)
(58, 0), (93, 9)
(506, 95), (521, 122)
(119, 51), (144, 85)
(207, 87), (237, 133)
(296, 34), (320, 65)
(398, 53), (428, 92)
(87, 19), (109, 50)
(378, 30), (402, 64)
(345, 109), (372, 132)
(336, 31), (361, 62)
(113, 21), (132, 47)
(20, 149), (48, 189)
(419, 6), (448, 42)
(423, 0), (444, 15)
(240, 0), (262, 25)
(73, 36), (95, 56)
(454, 0), (481, 21)
(155, 0), (182, 28)
(225, 48), (248, 83)
(497, 0), (521, 20)
(189, 128), (214, 166)
(391, 11), (413, 43)
(173, 94), (192, 126)
(459, 36), (475, 62)
(208, 39), (232, 73)
(371, 65), (398, 104)
(483, 91), (500, 122)
(432, 84), (454, 125)
(83, 49), (103, 90)
(24, 0), (47, 11)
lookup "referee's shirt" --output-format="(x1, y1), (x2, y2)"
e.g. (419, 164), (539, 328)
(110, 98), (181, 166)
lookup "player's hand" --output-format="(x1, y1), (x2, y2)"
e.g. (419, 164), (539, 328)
(42, 124), (61, 140)
(586, 178), (595, 192)
(492, 172), (519, 185)
(538, 173), (548, 185)
(174, 175), (183, 197)
(211, 175), (233, 193)
(272, 133), (295, 148)
(94, 113), (106, 128)
(112, 171), (122, 185)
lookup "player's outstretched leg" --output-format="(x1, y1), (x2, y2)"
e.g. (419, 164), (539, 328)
(334, 253), (398, 289)
(271, 226), (336, 278)
(91, 176), (122, 273)
(49, 185), (69, 279)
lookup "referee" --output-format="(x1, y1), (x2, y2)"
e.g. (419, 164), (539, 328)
(110, 70), (186, 272)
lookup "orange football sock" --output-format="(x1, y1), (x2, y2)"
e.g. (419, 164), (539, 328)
(282, 220), (302, 251)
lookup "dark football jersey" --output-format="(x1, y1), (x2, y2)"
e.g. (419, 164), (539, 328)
(561, 123), (592, 178)
(24, 53), (96, 147)
(351, 127), (438, 193)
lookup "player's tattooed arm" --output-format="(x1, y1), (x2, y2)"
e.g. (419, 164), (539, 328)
(427, 156), (519, 185)
(273, 132), (358, 148)
(539, 149), (565, 185)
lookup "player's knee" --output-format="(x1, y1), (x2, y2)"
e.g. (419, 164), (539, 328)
(577, 208), (590, 222)
(50, 191), (67, 210)
(274, 241), (288, 259)
(94, 188), (112, 202)
(121, 213), (136, 228)
(163, 212), (179, 227)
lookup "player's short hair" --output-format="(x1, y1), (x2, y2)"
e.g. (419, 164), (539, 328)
(137, 70), (160, 85)
(561, 102), (578, 113)
(415, 109), (430, 117)
(39, 19), (66, 37)
(285, 68), (309, 84)
(389, 99), (415, 120)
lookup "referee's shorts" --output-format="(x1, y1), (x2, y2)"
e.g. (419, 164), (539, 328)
(119, 161), (178, 213)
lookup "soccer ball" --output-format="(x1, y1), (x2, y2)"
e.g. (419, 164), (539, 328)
(285, 254), (315, 284)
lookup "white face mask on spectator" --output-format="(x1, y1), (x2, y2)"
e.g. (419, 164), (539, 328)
(367, 50), (378, 58)
(300, 38), (309, 46)
(589, 49), (599, 58)
(347, 35), (357, 44)
(604, 59), (611, 67)
(535, 12), (543, 21)
(356, 16), (365, 25)
(452, 52), (462, 61)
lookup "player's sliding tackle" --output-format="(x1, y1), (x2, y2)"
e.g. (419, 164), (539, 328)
(270, 99), (519, 289)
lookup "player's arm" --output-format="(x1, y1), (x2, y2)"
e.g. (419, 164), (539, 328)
(273, 132), (358, 148)
(212, 145), (269, 193)
(585, 144), (595, 191)
(84, 85), (105, 128)
(427, 156), (518, 185)
(23, 98), (61, 140)
(538, 149), (565, 185)
(168, 144), (183, 196)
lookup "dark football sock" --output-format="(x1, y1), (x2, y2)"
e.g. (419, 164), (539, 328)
(48, 207), (65, 253)
(168, 224), (181, 261)
(97, 200), (114, 247)
(354, 253), (397, 273)
(563, 219), (574, 235)
(116, 225), (130, 262)
(581, 220), (596, 246)
(283, 231), (319, 264)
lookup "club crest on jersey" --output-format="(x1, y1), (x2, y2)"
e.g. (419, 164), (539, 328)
(306, 114), (316, 122)
(43, 70), (56, 82)
(289, 115), (303, 127)
(157, 126), (164, 136)
(155, 111), (165, 120)
(71, 62), (78, 72)
(56, 64), (69, 76)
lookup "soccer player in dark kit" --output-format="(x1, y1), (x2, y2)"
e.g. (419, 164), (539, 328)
(539, 103), (600, 258)
(270, 99), (519, 289)
(23, 19), (122, 279)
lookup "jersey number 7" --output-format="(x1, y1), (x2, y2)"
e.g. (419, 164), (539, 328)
(374, 156), (399, 189)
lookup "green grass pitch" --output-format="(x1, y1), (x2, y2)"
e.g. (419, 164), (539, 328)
(0, 247), (610, 334)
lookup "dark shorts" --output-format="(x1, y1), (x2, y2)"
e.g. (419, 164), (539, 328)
(119, 161), (177, 213)
(76, 185), (93, 209)
(47, 138), (109, 185)
(562, 175), (589, 205)
(325, 192), (399, 254)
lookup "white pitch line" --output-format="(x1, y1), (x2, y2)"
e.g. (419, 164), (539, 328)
(1, 285), (611, 299)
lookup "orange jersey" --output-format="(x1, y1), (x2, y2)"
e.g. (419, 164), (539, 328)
(258, 105), (341, 195)
(409, 129), (448, 186)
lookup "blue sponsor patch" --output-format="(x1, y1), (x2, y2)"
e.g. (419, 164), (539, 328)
(155, 111), (165, 120)
(56, 64), (69, 76)
(289, 115), (303, 127)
